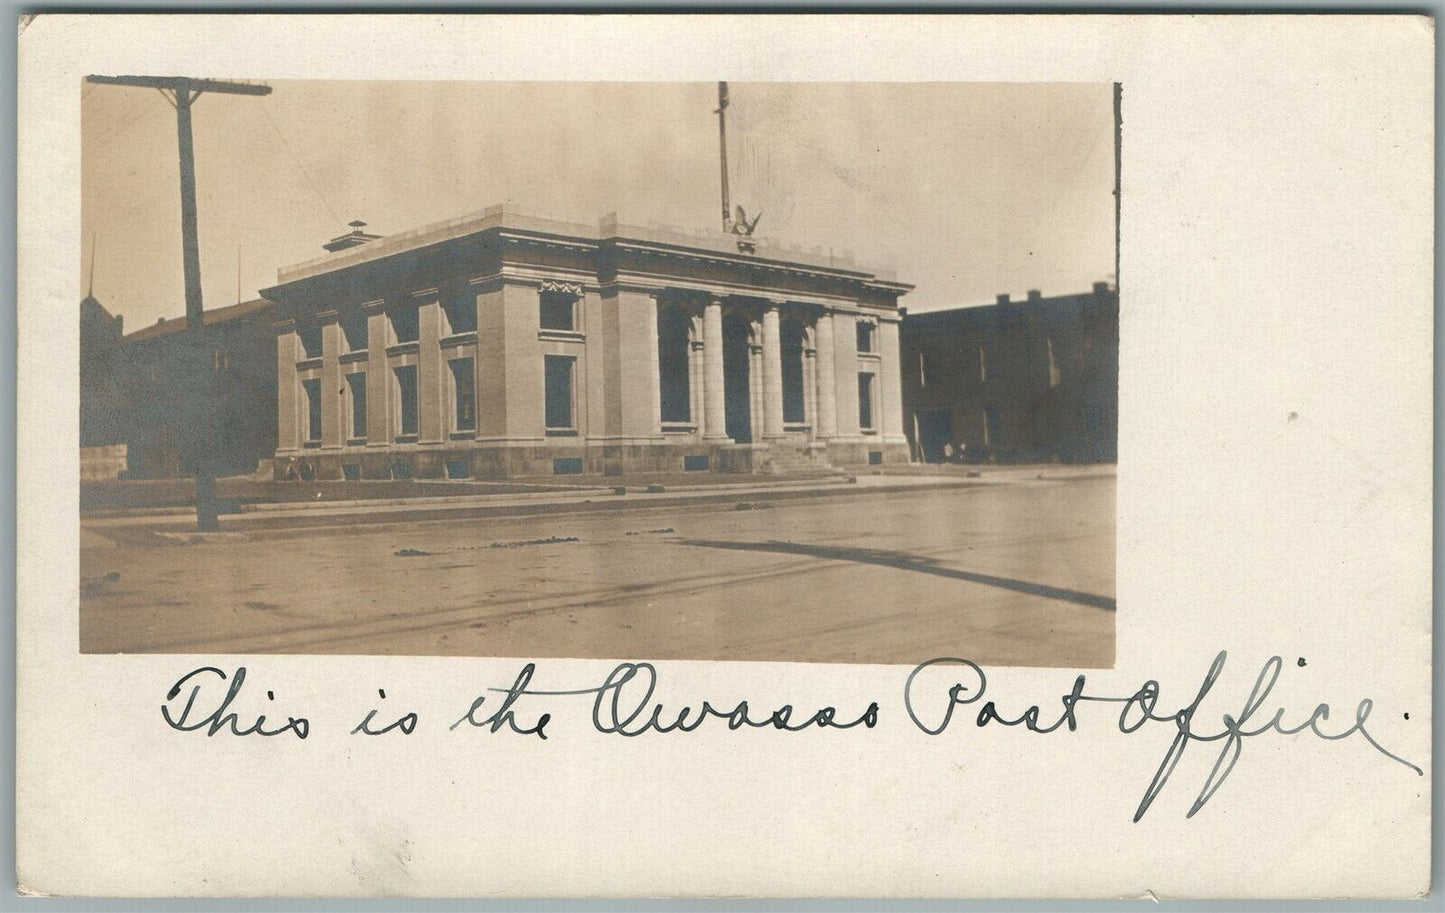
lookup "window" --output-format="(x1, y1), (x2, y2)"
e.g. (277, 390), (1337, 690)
(983, 404), (1001, 448)
(979, 344), (991, 383)
(858, 372), (875, 431)
(346, 372), (368, 439)
(298, 322), (323, 359)
(442, 294), (477, 336)
(389, 306), (419, 344)
(302, 378), (322, 442)
(1047, 337), (1061, 388)
(657, 307), (691, 423)
(856, 321), (874, 353)
(341, 312), (368, 352)
(919, 350), (932, 387)
(782, 320), (805, 424)
(540, 290), (576, 332)
(450, 358), (476, 432)
(544, 355), (575, 429)
(394, 365), (418, 437)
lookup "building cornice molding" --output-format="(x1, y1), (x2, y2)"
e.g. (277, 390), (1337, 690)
(538, 279), (585, 298)
(468, 266), (600, 295)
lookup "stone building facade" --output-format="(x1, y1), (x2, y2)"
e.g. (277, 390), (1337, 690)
(900, 284), (1118, 464)
(262, 207), (913, 480)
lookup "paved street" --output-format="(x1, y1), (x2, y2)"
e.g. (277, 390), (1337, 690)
(80, 473), (1115, 668)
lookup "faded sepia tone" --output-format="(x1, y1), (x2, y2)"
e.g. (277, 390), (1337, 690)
(21, 14), (1434, 901)
(79, 79), (1117, 665)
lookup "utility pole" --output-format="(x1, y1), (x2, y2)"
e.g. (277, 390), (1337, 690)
(715, 81), (731, 232)
(86, 75), (271, 531)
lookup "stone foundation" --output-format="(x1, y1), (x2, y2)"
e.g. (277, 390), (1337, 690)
(823, 440), (911, 467)
(273, 440), (786, 481)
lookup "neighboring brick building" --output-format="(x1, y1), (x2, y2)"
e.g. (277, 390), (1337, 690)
(900, 284), (1118, 464)
(261, 206), (913, 480)
(119, 298), (279, 479)
(79, 293), (129, 479)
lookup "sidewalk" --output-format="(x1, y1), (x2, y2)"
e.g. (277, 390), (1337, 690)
(82, 464), (1116, 540)
(81, 474), (966, 538)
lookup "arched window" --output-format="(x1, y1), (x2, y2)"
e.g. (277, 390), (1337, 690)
(781, 319), (805, 424)
(658, 306), (692, 424)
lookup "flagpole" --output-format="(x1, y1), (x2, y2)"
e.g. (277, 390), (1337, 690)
(716, 81), (731, 231)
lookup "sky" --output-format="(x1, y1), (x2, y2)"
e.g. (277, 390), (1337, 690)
(81, 80), (1116, 330)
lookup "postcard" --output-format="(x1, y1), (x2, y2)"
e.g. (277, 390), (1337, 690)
(17, 13), (1433, 898)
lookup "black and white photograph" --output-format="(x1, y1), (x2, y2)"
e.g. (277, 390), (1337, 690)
(78, 79), (1119, 666)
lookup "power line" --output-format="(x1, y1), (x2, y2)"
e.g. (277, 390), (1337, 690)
(259, 102), (344, 229)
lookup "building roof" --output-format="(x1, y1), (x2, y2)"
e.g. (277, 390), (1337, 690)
(123, 297), (276, 344)
(904, 284), (1117, 325)
(269, 204), (910, 293)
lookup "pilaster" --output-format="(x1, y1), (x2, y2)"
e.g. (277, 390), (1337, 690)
(814, 310), (838, 439)
(318, 311), (343, 449)
(416, 295), (444, 444)
(364, 301), (389, 446)
(275, 320), (300, 453)
(879, 316), (908, 445)
(832, 311), (860, 438)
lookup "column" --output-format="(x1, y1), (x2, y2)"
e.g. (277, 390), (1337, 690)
(803, 342), (817, 440)
(318, 312), (342, 449)
(275, 321), (300, 453)
(879, 317), (908, 445)
(702, 296), (728, 441)
(689, 315), (705, 433)
(761, 304), (785, 438)
(814, 310), (837, 439)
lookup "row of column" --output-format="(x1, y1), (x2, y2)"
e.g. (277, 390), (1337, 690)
(694, 295), (906, 444)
